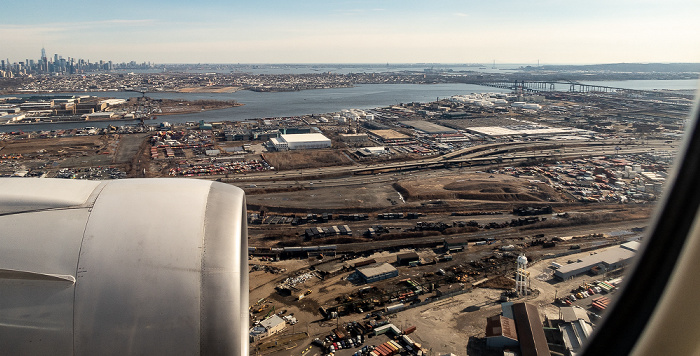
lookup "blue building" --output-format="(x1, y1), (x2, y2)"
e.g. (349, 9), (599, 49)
(356, 263), (399, 283)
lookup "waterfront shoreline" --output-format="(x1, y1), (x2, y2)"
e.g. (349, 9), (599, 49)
(1, 102), (244, 127)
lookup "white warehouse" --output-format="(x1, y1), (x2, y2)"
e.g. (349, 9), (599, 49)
(270, 133), (331, 151)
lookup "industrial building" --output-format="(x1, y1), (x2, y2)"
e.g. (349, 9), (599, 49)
(396, 252), (420, 265)
(99, 98), (127, 107)
(512, 303), (550, 356)
(543, 306), (594, 355)
(559, 306), (590, 324)
(0, 113), (25, 123)
(559, 318), (593, 354)
(511, 102), (542, 110)
(314, 260), (346, 278)
(465, 126), (587, 139)
(401, 120), (457, 135)
(249, 314), (286, 342)
(355, 263), (399, 284)
(338, 133), (369, 143)
(84, 112), (116, 120)
(486, 315), (519, 349)
(486, 302), (549, 356)
(367, 129), (411, 144)
(269, 133), (331, 151)
(357, 146), (388, 156)
(553, 242), (638, 280)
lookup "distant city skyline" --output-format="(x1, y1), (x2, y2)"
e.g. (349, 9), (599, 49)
(2, 0), (700, 64)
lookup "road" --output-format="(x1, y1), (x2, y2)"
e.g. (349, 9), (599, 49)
(219, 139), (674, 188)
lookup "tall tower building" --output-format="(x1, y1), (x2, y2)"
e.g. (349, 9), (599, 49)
(40, 48), (48, 72)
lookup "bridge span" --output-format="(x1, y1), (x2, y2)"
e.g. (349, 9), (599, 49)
(473, 80), (690, 98)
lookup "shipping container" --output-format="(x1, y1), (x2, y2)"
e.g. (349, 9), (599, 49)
(389, 340), (403, 352)
(375, 345), (388, 356)
(386, 303), (405, 313)
(403, 325), (417, 335)
(373, 324), (392, 336)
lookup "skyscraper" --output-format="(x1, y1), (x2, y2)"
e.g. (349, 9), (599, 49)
(40, 48), (48, 72)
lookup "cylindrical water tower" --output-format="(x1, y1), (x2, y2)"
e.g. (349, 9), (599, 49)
(516, 254), (528, 296)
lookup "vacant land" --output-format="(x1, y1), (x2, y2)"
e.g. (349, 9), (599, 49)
(114, 133), (149, 164)
(1, 136), (108, 156)
(263, 149), (354, 170)
(246, 182), (399, 212)
(396, 173), (566, 203)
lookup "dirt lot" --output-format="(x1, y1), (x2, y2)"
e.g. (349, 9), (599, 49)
(263, 149), (354, 170)
(396, 173), (566, 203)
(246, 181), (399, 211)
(389, 288), (503, 355)
(0, 135), (127, 172)
(114, 133), (149, 164)
(1, 135), (109, 156)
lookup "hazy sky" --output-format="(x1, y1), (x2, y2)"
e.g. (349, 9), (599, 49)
(2, 0), (700, 64)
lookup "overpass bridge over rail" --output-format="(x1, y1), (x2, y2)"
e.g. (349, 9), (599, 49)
(351, 141), (558, 174)
(446, 146), (659, 166)
(350, 140), (647, 175)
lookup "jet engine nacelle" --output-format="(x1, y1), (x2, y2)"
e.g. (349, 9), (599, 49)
(0, 178), (248, 355)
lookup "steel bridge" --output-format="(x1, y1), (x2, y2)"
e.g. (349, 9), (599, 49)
(476, 80), (682, 97)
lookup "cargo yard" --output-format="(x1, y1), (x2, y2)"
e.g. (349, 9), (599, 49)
(0, 95), (241, 125)
(0, 85), (688, 356)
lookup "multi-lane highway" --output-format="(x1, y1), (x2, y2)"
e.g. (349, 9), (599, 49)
(219, 139), (675, 189)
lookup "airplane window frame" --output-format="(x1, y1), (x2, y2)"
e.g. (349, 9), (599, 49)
(581, 89), (700, 355)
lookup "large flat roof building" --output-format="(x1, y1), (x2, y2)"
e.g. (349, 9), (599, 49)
(401, 120), (457, 134)
(270, 133), (331, 151)
(356, 263), (399, 284)
(466, 126), (587, 138)
(368, 129), (411, 144)
(554, 245), (636, 280)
